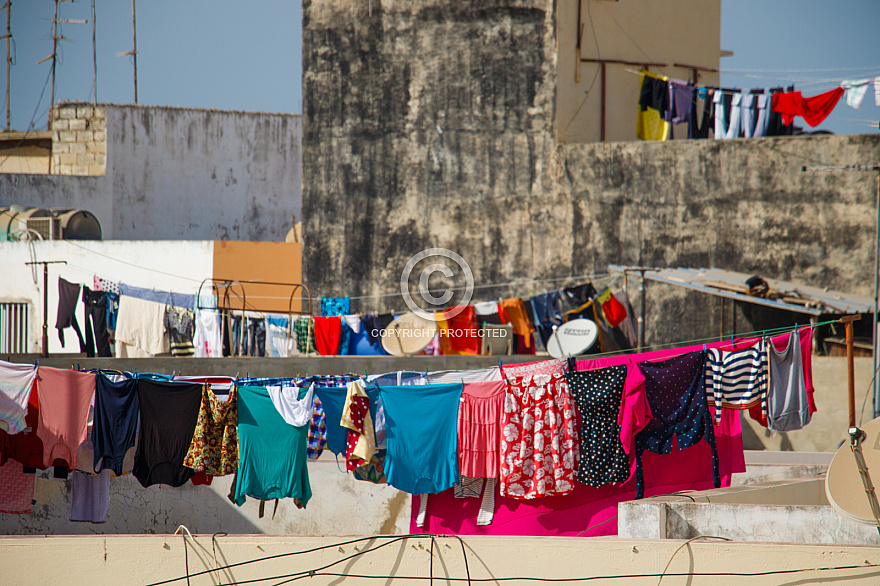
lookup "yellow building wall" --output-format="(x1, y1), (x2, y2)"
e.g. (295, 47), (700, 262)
(1, 534), (880, 585)
(557, 0), (722, 143)
(212, 241), (305, 314)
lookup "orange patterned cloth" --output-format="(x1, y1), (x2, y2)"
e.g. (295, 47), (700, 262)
(183, 386), (239, 476)
(499, 298), (536, 348)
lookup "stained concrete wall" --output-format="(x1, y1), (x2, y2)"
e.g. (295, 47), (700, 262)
(0, 457), (409, 537)
(301, 0), (880, 342)
(3, 534), (880, 585)
(0, 104), (301, 241)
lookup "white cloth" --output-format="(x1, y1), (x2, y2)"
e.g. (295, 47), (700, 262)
(0, 360), (36, 435)
(473, 301), (499, 316)
(841, 79), (871, 109)
(115, 295), (168, 356)
(193, 310), (222, 358)
(426, 366), (502, 384)
(267, 384), (315, 427)
(415, 494), (429, 528)
(268, 323), (297, 358)
(342, 314), (362, 334)
(741, 93), (769, 138)
(875, 76), (880, 106)
(70, 469), (111, 523)
(477, 477), (497, 526)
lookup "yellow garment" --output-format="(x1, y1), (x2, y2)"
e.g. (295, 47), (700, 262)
(636, 71), (670, 141)
(341, 381), (377, 465)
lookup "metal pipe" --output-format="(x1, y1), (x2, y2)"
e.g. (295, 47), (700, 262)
(874, 169), (880, 417)
(848, 318), (856, 427)
(131, 0), (137, 104)
(5, 1), (10, 132)
(638, 270), (646, 349)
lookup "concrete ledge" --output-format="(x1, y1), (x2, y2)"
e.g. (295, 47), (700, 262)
(4, 354), (540, 377)
(619, 477), (880, 545)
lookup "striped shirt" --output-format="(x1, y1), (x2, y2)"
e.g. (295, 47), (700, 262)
(704, 339), (768, 424)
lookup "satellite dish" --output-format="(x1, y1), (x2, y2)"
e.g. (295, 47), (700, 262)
(546, 319), (598, 359)
(381, 313), (437, 356)
(826, 416), (880, 526)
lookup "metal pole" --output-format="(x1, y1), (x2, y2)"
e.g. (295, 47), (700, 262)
(49, 0), (58, 130)
(41, 263), (48, 357)
(131, 0), (137, 104)
(874, 170), (880, 417)
(4, 1), (10, 131)
(848, 317), (857, 427)
(92, 0), (97, 104)
(25, 260), (66, 358)
(638, 269), (646, 349)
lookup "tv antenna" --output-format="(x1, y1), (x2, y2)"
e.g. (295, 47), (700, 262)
(116, 0), (137, 104)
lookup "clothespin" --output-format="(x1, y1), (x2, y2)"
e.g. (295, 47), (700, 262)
(77, 363), (80, 371)
(34, 359), (38, 367)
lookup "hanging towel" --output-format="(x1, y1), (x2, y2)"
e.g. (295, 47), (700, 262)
(741, 93), (769, 139)
(193, 310), (222, 358)
(0, 360), (37, 435)
(771, 87), (844, 127)
(70, 469), (111, 523)
(841, 79), (871, 109)
(636, 71), (671, 141)
(115, 295), (168, 356)
(313, 316), (342, 355)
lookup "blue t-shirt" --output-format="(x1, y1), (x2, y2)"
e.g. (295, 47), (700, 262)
(378, 383), (463, 495)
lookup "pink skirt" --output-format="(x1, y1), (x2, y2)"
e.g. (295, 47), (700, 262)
(457, 380), (505, 478)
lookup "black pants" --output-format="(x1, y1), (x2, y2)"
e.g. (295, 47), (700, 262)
(82, 286), (112, 357)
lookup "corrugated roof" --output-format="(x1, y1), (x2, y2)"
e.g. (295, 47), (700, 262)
(609, 265), (874, 315)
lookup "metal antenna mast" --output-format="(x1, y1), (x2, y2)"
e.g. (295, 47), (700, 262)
(0, 1), (11, 131)
(117, 0), (137, 103)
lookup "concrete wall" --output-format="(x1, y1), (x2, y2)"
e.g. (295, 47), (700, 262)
(0, 104), (302, 241)
(557, 0), (721, 143)
(3, 534), (880, 585)
(0, 457), (409, 537)
(619, 478), (880, 545)
(0, 240), (213, 354)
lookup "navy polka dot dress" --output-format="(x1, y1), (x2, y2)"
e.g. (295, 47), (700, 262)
(565, 365), (630, 487)
(634, 351), (719, 499)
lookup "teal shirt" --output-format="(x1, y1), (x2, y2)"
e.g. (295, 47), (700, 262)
(235, 385), (311, 507)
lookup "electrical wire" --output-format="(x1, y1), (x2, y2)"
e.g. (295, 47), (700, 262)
(657, 535), (730, 585)
(576, 514), (618, 536)
(858, 360), (880, 426)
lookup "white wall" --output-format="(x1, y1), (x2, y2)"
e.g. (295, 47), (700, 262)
(0, 240), (214, 354)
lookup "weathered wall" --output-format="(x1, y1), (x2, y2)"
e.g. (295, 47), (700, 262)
(0, 104), (302, 241)
(302, 0), (879, 345)
(302, 0), (559, 306)
(0, 457), (409, 537)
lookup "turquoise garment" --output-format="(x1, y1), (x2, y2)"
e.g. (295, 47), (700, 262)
(379, 383), (463, 495)
(235, 386), (311, 507)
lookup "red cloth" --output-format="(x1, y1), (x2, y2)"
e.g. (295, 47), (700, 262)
(0, 459), (35, 514)
(190, 471), (213, 486)
(439, 306), (481, 355)
(771, 87), (844, 127)
(0, 380), (45, 470)
(600, 295), (627, 327)
(313, 316), (342, 355)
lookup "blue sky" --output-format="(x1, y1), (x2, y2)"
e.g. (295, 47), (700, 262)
(4, 0), (879, 135)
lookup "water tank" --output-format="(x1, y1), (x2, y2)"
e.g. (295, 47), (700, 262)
(0, 206), (102, 240)
(51, 208), (102, 240)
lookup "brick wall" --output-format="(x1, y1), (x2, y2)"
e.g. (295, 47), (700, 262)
(50, 104), (107, 175)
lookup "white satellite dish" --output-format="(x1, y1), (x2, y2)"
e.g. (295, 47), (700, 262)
(546, 319), (598, 359)
(826, 416), (880, 527)
(381, 313), (437, 356)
